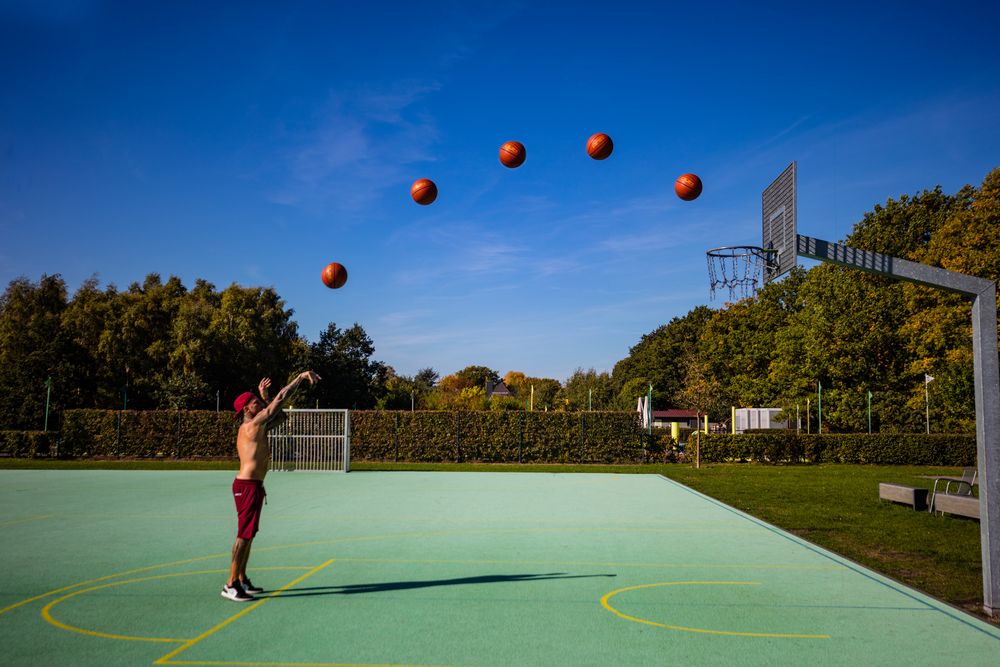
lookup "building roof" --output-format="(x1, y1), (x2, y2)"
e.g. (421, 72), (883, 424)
(487, 380), (513, 397)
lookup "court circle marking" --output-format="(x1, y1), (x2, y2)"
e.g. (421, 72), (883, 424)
(600, 581), (831, 639)
(41, 567), (310, 642)
(28, 528), (841, 643)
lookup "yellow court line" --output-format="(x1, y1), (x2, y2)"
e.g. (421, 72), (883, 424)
(155, 559), (336, 665)
(0, 551), (231, 617)
(601, 581), (831, 639)
(40, 567), (314, 643)
(161, 661), (455, 667)
(2, 521), (844, 619)
(0, 514), (51, 528)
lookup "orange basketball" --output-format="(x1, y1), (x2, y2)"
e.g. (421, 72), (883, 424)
(586, 133), (613, 160)
(321, 262), (348, 289)
(411, 178), (438, 205)
(499, 140), (526, 168)
(674, 173), (703, 201)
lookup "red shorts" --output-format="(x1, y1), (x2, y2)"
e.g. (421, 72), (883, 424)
(232, 478), (266, 540)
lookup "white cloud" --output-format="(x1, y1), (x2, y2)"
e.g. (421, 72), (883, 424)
(267, 81), (442, 214)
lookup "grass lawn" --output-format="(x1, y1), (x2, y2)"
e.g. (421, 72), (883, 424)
(1, 458), (990, 623)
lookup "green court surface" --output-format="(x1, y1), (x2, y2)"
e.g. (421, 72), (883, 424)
(1, 470), (997, 666)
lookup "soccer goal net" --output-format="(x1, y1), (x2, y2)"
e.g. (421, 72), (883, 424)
(268, 409), (351, 472)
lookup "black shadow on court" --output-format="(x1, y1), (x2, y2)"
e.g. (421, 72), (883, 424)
(267, 572), (617, 598)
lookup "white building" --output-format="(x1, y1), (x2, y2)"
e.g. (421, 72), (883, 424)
(733, 407), (789, 433)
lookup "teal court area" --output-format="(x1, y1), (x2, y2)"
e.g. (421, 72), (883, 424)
(1, 470), (997, 666)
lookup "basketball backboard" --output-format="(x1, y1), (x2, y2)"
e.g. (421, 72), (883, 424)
(762, 161), (797, 282)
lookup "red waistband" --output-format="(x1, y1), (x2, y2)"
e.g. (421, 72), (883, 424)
(233, 478), (264, 485)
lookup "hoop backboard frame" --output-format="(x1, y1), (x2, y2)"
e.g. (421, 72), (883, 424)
(762, 161), (797, 282)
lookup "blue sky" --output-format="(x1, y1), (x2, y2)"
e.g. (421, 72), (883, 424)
(2, 1), (999, 382)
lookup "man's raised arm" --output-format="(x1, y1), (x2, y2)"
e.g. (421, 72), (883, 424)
(252, 371), (321, 425)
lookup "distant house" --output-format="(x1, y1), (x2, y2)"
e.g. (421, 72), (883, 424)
(651, 409), (699, 429)
(486, 380), (514, 398)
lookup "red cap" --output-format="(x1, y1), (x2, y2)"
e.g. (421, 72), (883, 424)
(233, 392), (255, 416)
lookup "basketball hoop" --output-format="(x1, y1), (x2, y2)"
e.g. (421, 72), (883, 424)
(706, 245), (777, 300)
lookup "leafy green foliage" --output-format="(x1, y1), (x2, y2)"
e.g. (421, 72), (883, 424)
(300, 322), (386, 409)
(0, 275), (75, 429)
(61, 409), (235, 458)
(612, 306), (713, 407)
(0, 430), (57, 457)
(557, 368), (615, 411)
(700, 432), (975, 465)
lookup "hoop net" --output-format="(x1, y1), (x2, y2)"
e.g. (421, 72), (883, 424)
(706, 246), (776, 301)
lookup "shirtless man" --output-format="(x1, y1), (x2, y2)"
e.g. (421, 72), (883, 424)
(222, 371), (321, 602)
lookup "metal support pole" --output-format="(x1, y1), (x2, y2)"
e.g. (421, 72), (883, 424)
(647, 384), (653, 436)
(817, 381), (822, 434)
(972, 286), (1000, 616)
(44, 377), (52, 431)
(925, 377), (931, 434)
(798, 233), (999, 616)
(867, 390), (872, 434)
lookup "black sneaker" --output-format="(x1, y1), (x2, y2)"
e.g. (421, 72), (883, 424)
(240, 577), (263, 594)
(221, 581), (254, 602)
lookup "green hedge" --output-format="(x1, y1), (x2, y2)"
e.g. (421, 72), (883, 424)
(56, 411), (978, 466)
(351, 411), (645, 463)
(700, 432), (976, 465)
(61, 410), (236, 458)
(60, 409), (645, 463)
(0, 431), (57, 457)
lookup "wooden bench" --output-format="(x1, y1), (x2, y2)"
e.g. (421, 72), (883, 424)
(932, 493), (980, 519)
(879, 483), (928, 511)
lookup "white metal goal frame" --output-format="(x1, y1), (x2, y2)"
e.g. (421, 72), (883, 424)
(268, 408), (350, 472)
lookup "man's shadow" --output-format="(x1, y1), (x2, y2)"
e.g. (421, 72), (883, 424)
(267, 573), (616, 598)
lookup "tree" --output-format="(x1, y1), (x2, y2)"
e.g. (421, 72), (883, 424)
(414, 367), (439, 390)
(676, 355), (720, 468)
(695, 268), (806, 418)
(455, 365), (500, 391)
(0, 275), (73, 429)
(376, 370), (416, 410)
(557, 368), (615, 411)
(208, 283), (300, 405)
(612, 306), (714, 408)
(303, 323), (383, 409)
(896, 169), (1000, 431)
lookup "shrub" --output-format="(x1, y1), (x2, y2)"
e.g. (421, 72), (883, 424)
(0, 431), (56, 457)
(700, 432), (975, 465)
(62, 410), (235, 458)
(57, 409), (647, 463)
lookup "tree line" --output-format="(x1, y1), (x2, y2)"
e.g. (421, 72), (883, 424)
(2, 168), (997, 432)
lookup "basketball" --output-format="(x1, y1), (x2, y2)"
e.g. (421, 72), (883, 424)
(675, 173), (703, 201)
(586, 133), (613, 160)
(321, 262), (348, 289)
(411, 178), (438, 205)
(499, 141), (526, 168)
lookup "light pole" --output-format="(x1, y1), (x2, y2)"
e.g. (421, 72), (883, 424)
(867, 390), (872, 434)
(925, 374), (934, 434)
(44, 377), (52, 431)
(817, 381), (823, 434)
